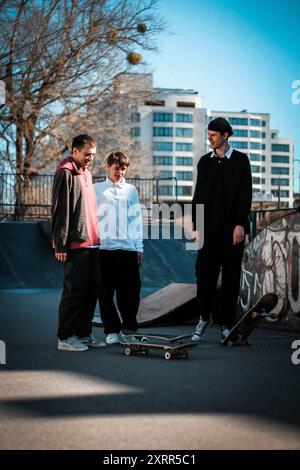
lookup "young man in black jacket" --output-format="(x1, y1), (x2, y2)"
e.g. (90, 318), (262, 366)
(191, 117), (252, 342)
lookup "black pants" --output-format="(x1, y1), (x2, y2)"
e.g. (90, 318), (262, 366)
(99, 250), (141, 334)
(58, 249), (100, 340)
(195, 237), (244, 328)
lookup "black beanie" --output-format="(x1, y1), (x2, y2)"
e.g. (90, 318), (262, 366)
(207, 117), (233, 137)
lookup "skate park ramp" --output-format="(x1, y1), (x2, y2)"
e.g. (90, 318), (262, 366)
(0, 222), (197, 319)
(240, 210), (300, 332)
(137, 283), (197, 326)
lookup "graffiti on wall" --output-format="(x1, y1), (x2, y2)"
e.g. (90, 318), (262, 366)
(239, 212), (300, 328)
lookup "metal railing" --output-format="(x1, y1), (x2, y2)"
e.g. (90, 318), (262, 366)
(0, 173), (178, 220)
(249, 207), (299, 241)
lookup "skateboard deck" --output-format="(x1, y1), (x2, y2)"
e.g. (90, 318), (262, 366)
(222, 293), (278, 346)
(121, 330), (192, 342)
(119, 332), (197, 360)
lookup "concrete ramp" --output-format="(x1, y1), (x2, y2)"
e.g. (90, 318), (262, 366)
(0, 222), (62, 289)
(137, 283), (197, 326)
(0, 222), (197, 292)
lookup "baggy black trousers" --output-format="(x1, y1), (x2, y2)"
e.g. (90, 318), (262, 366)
(57, 248), (100, 340)
(195, 237), (244, 328)
(99, 250), (141, 335)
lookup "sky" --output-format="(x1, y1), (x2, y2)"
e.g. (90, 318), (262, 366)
(144, 0), (300, 190)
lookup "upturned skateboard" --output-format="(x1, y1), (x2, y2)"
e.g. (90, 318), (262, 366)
(119, 331), (198, 360)
(222, 293), (278, 346)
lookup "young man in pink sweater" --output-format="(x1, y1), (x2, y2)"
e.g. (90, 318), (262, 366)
(52, 134), (105, 351)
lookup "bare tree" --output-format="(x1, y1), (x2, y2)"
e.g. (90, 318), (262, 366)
(0, 0), (164, 175)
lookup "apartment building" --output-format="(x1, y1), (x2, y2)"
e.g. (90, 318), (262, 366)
(210, 111), (294, 207)
(115, 73), (294, 207)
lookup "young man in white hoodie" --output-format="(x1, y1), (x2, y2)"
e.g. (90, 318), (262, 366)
(94, 152), (144, 344)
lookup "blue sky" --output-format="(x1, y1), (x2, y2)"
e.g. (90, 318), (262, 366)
(145, 0), (300, 189)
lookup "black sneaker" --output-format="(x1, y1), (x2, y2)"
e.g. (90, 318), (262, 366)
(192, 319), (212, 342)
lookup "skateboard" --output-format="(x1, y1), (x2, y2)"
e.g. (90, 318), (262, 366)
(222, 293), (278, 346)
(119, 331), (198, 360)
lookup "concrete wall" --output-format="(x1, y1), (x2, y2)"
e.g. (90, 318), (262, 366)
(240, 211), (300, 331)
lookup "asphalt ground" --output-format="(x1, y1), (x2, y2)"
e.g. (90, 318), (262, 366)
(0, 289), (299, 450)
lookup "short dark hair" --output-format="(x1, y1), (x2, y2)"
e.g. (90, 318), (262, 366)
(207, 117), (233, 137)
(107, 151), (129, 167)
(72, 135), (96, 153)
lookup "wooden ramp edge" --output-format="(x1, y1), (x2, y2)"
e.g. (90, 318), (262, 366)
(137, 283), (197, 326)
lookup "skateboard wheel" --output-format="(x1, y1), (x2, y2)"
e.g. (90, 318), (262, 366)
(252, 311), (259, 318)
(125, 347), (132, 356)
(164, 352), (172, 360)
(141, 349), (148, 355)
(181, 351), (188, 359)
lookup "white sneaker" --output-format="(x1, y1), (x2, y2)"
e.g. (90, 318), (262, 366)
(58, 335), (88, 352)
(77, 335), (106, 348)
(106, 333), (120, 344)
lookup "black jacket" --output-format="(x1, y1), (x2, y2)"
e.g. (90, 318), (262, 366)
(192, 149), (252, 237)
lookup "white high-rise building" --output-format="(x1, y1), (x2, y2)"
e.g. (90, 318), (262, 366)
(209, 110), (294, 207)
(115, 74), (294, 207)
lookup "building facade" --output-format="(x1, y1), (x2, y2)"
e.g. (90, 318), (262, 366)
(209, 110), (294, 207)
(116, 74), (294, 207)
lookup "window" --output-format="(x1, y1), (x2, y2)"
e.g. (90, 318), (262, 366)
(177, 186), (192, 196)
(153, 127), (173, 137)
(176, 171), (193, 181)
(131, 112), (140, 122)
(251, 166), (261, 173)
(154, 142), (173, 151)
(176, 113), (193, 123)
(176, 128), (193, 138)
(250, 130), (262, 138)
(271, 178), (289, 187)
(145, 100), (165, 106)
(271, 144), (290, 152)
(252, 177), (261, 184)
(131, 127), (140, 137)
(153, 112), (173, 122)
(271, 133), (277, 139)
(233, 129), (248, 137)
(176, 157), (193, 166)
(231, 141), (248, 149)
(271, 190), (289, 198)
(177, 101), (195, 108)
(262, 121), (266, 127)
(228, 117), (248, 126)
(158, 185), (173, 196)
(249, 154), (261, 161)
(250, 119), (262, 127)
(159, 171), (173, 178)
(271, 167), (290, 175)
(261, 178), (266, 184)
(176, 142), (193, 152)
(262, 132), (266, 138)
(272, 155), (290, 164)
(250, 142), (262, 150)
(153, 156), (173, 166)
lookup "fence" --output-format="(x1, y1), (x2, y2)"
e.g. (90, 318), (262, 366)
(0, 173), (178, 220)
(1, 173), (298, 240)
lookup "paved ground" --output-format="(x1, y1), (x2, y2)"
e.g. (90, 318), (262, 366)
(0, 289), (299, 450)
